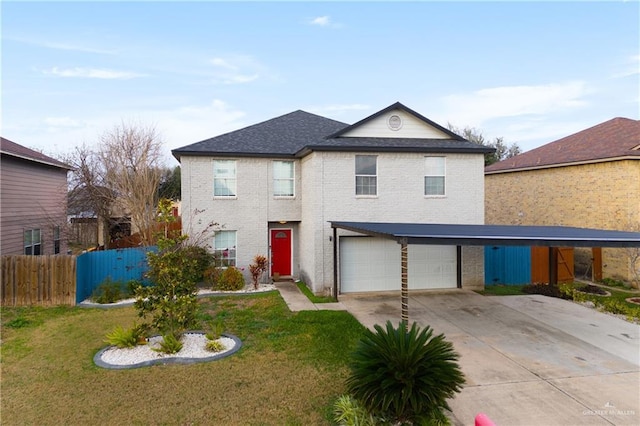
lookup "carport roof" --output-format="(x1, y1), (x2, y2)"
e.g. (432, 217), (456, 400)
(330, 222), (640, 248)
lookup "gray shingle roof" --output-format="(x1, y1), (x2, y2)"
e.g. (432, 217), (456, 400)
(173, 110), (348, 159)
(1, 137), (71, 169)
(172, 103), (494, 160)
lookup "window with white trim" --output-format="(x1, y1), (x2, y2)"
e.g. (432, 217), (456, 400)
(24, 229), (41, 255)
(273, 161), (294, 197)
(424, 157), (445, 196)
(355, 155), (377, 196)
(213, 160), (237, 197)
(214, 231), (236, 267)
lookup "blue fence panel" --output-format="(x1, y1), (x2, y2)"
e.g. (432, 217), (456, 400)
(484, 246), (531, 285)
(76, 246), (157, 304)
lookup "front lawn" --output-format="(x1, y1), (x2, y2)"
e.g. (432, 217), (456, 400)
(1, 292), (366, 425)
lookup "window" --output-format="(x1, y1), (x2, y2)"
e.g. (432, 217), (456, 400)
(355, 155), (377, 196)
(424, 157), (445, 196)
(213, 160), (237, 197)
(53, 226), (61, 254)
(214, 231), (236, 267)
(273, 161), (294, 197)
(24, 229), (41, 255)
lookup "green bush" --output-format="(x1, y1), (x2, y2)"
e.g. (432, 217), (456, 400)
(205, 339), (226, 353)
(91, 277), (134, 304)
(346, 321), (464, 425)
(203, 266), (222, 289)
(153, 333), (183, 354)
(333, 395), (376, 426)
(215, 266), (245, 291)
(181, 245), (215, 283)
(205, 320), (225, 340)
(105, 326), (146, 348)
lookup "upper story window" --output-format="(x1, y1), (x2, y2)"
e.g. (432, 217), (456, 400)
(53, 226), (61, 254)
(24, 229), (41, 255)
(214, 230), (236, 267)
(355, 155), (377, 196)
(273, 161), (294, 197)
(424, 157), (445, 196)
(213, 160), (237, 197)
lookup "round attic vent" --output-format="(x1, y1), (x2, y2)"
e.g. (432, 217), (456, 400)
(387, 114), (402, 131)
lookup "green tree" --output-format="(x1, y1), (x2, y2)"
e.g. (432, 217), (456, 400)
(346, 321), (465, 425)
(132, 199), (211, 339)
(448, 124), (521, 166)
(159, 166), (181, 201)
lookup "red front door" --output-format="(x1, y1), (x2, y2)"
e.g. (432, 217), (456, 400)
(271, 229), (291, 276)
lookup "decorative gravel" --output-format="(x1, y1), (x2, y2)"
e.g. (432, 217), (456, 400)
(81, 284), (277, 308)
(95, 332), (242, 369)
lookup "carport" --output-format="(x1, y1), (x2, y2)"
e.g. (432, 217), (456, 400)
(330, 222), (640, 323)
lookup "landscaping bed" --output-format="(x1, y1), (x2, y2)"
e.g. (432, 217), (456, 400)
(1, 292), (366, 425)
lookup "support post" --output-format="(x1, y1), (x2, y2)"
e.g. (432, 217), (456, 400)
(332, 227), (338, 301)
(549, 247), (558, 286)
(400, 240), (408, 329)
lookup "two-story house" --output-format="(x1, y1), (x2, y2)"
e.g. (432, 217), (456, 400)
(172, 102), (493, 295)
(1, 137), (71, 256)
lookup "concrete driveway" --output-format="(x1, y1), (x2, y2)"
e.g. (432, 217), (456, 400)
(338, 291), (640, 426)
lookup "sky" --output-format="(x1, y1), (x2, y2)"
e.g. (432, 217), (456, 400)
(2, 1), (639, 166)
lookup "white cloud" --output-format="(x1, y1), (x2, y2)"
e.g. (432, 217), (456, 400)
(440, 81), (591, 128)
(223, 74), (259, 84)
(611, 54), (640, 78)
(46, 67), (145, 79)
(210, 57), (238, 70)
(207, 54), (267, 85)
(7, 36), (116, 54)
(44, 117), (83, 128)
(310, 16), (331, 26)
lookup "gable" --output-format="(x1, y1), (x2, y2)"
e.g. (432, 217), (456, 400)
(339, 108), (451, 139)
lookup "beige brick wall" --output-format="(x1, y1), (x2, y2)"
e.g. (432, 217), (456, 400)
(485, 159), (640, 283)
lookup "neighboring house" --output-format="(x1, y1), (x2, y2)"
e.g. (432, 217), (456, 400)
(173, 102), (493, 295)
(485, 117), (640, 284)
(1, 137), (71, 256)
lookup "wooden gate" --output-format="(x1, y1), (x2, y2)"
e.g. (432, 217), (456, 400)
(531, 247), (574, 284)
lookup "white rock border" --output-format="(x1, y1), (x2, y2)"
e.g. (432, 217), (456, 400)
(94, 332), (242, 369)
(80, 284), (277, 308)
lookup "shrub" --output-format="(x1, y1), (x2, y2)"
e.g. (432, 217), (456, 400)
(346, 321), (465, 425)
(205, 339), (226, 353)
(91, 277), (132, 304)
(215, 266), (245, 291)
(522, 283), (571, 299)
(249, 255), (268, 290)
(333, 395), (377, 426)
(153, 333), (183, 354)
(105, 325), (138, 348)
(181, 245), (215, 283)
(205, 320), (225, 340)
(203, 266), (222, 289)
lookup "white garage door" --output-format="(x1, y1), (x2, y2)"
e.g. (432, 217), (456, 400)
(340, 237), (457, 293)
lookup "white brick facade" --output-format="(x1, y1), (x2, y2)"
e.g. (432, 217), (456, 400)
(177, 103), (489, 294)
(181, 151), (486, 293)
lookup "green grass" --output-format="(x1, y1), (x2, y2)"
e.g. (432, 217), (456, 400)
(296, 281), (337, 303)
(475, 284), (527, 296)
(1, 291), (366, 425)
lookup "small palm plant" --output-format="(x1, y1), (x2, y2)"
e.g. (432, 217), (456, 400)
(345, 320), (465, 425)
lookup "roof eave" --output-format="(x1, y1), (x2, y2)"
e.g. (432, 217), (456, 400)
(485, 155), (640, 175)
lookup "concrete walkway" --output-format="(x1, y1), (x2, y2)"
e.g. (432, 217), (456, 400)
(275, 284), (640, 425)
(274, 281), (346, 311)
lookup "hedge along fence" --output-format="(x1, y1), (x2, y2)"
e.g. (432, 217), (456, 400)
(1, 255), (76, 306)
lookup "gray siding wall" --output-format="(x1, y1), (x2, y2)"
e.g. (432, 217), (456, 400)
(1, 155), (69, 255)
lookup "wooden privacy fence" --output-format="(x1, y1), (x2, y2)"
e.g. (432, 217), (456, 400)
(1, 255), (76, 306)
